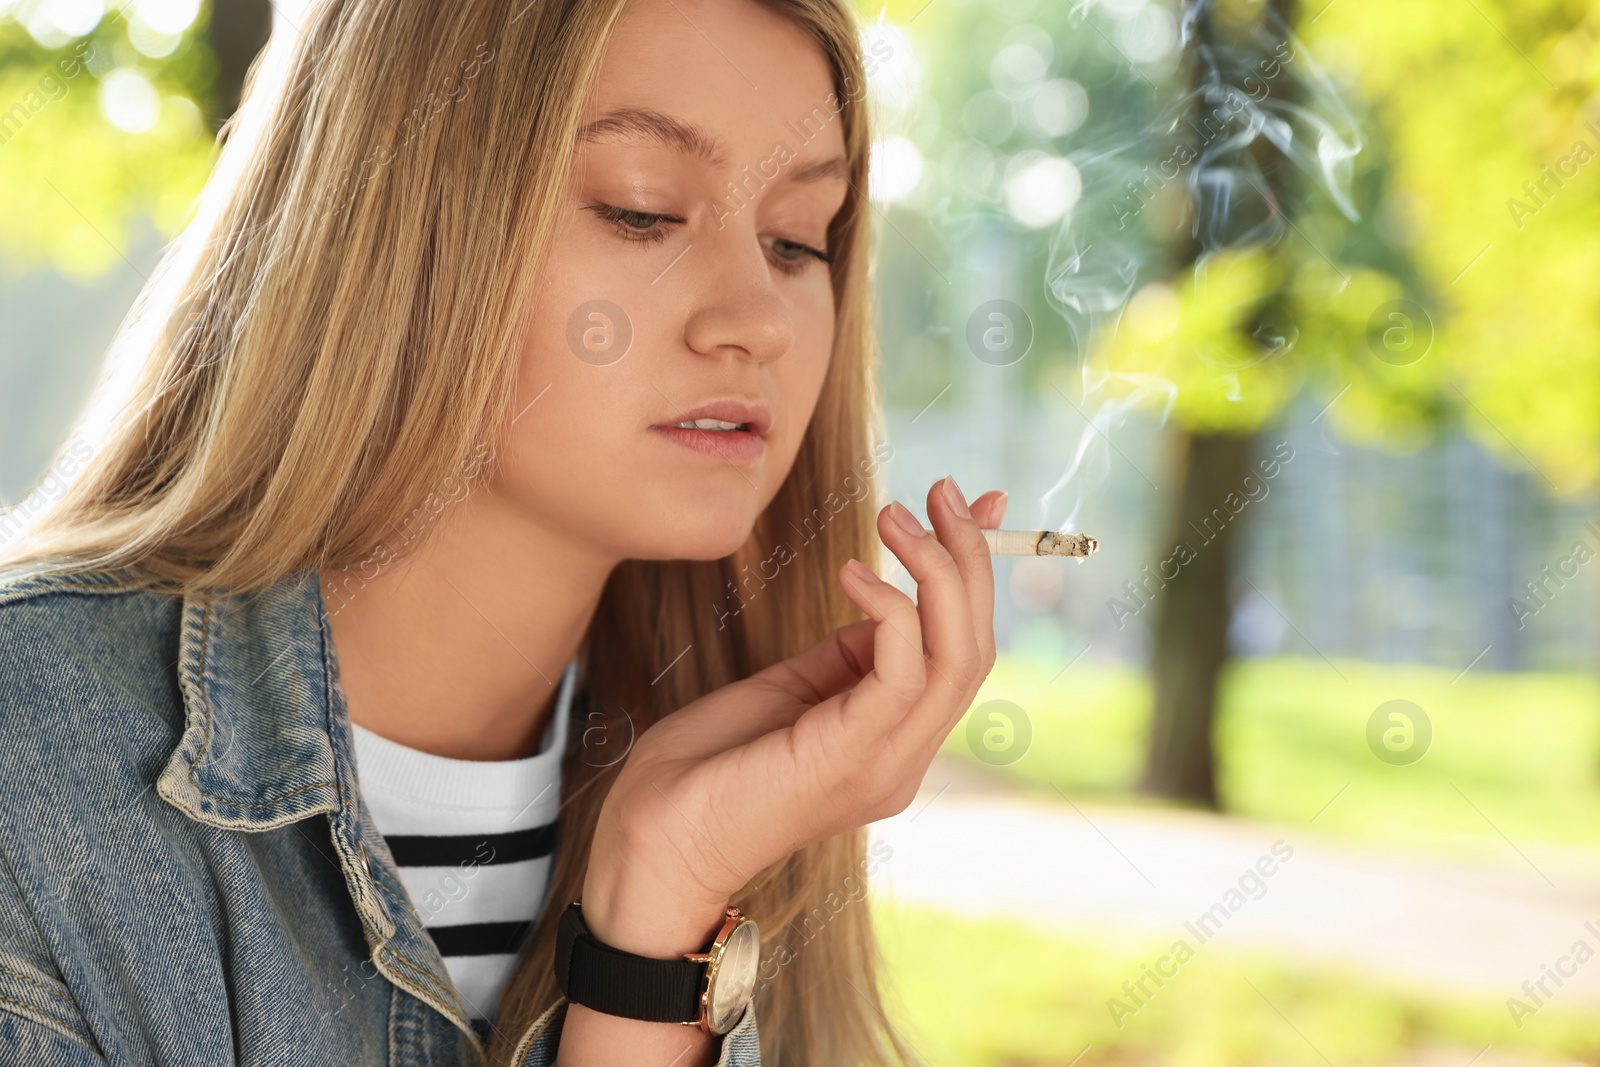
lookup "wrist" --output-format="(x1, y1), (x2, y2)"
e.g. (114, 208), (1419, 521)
(580, 866), (730, 959)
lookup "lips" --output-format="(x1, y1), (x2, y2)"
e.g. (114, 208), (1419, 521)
(651, 397), (771, 464)
(657, 399), (772, 438)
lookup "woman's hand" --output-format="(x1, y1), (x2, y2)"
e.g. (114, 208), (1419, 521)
(580, 477), (1007, 958)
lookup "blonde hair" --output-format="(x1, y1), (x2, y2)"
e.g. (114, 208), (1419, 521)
(0, 1), (918, 1064)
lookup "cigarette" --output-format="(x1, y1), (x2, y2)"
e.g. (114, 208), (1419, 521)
(983, 529), (1100, 560)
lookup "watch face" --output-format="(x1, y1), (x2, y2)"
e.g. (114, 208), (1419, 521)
(705, 918), (760, 1034)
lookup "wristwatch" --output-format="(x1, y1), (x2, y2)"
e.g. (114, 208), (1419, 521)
(553, 901), (760, 1035)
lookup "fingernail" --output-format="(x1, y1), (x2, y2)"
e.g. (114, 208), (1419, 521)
(844, 558), (881, 584)
(942, 476), (972, 519)
(887, 501), (925, 537)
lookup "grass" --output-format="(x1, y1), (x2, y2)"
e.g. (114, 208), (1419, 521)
(941, 655), (1600, 863)
(905, 656), (1600, 1063)
(876, 903), (1600, 1067)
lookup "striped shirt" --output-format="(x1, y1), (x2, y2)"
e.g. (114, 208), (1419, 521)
(350, 660), (576, 1040)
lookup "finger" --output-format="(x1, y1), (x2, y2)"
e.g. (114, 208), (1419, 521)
(970, 489), (1008, 529)
(924, 477), (996, 680)
(679, 606), (891, 754)
(833, 558), (928, 738)
(875, 496), (980, 731)
(751, 616), (876, 705)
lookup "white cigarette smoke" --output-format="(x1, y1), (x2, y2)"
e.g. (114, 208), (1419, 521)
(1040, 0), (1363, 531)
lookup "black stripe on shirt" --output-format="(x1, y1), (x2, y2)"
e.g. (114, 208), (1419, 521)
(428, 919), (534, 957)
(384, 822), (559, 868)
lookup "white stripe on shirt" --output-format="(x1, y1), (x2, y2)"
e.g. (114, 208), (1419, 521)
(351, 660), (575, 1033)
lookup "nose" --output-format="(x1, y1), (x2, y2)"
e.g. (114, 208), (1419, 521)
(680, 226), (794, 364)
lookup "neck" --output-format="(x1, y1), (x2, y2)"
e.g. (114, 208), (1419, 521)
(320, 487), (617, 761)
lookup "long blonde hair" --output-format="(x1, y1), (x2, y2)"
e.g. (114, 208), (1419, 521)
(0, 1), (917, 1064)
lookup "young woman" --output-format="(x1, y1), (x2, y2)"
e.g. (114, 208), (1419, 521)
(0, 0), (1008, 1064)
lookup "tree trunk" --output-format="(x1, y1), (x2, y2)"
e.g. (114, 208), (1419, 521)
(204, 0), (274, 139)
(1138, 0), (1298, 806)
(1140, 430), (1258, 806)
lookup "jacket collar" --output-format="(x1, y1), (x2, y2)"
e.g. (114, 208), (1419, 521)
(157, 568), (345, 828)
(156, 567), (484, 1052)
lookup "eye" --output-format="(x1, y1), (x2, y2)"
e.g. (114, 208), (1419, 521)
(590, 202), (833, 275)
(588, 203), (680, 245)
(764, 236), (834, 277)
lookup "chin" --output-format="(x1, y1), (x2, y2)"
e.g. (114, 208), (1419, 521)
(625, 513), (760, 563)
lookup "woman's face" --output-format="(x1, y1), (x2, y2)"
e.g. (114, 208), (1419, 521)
(495, 0), (850, 563)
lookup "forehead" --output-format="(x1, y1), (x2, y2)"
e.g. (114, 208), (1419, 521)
(581, 0), (848, 172)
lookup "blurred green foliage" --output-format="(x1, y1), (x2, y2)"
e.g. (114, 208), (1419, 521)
(1305, 0), (1600, 493)
(865, 0), (1600, 494)
(0, 3), (218, 278)
(1101, 248), (1299, 431)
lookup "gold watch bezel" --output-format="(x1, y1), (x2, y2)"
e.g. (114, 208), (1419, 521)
(681, 906), (759, 1035)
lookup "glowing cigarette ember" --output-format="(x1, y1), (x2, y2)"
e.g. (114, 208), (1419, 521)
(982, 529), (1100, 560)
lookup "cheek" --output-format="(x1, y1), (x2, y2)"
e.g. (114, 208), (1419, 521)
(523, 214), (640, 376)
(491, 231), (657, 536)
(510, 209), (655, 431)
(499, 340), (628, 516)
(771, 286), (835, 459)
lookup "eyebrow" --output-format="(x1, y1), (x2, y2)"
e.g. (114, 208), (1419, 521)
(576, 106), (850, 186)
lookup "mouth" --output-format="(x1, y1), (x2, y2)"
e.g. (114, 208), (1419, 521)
(651, 398), (771, 464)
(666, 417), (757, 433)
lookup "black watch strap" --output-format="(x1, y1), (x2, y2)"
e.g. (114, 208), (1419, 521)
(553, 901), (706, 1023)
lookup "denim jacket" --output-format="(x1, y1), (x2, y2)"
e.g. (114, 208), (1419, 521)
(0, 563), (760, 1066)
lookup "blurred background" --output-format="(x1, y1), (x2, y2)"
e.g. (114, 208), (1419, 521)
(1, 0), (1597, 1063)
